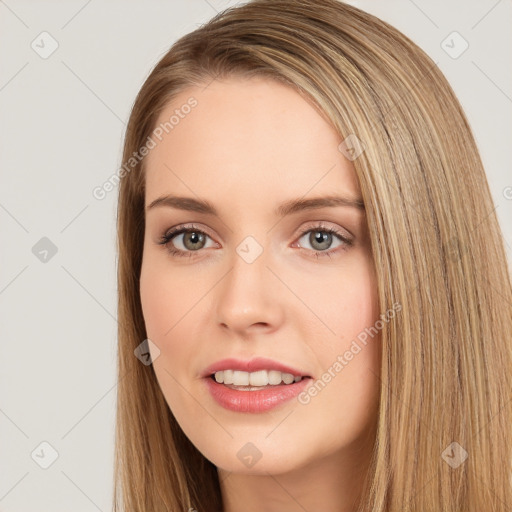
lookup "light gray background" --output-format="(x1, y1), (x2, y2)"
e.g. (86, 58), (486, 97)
(0, 1), (510, 510)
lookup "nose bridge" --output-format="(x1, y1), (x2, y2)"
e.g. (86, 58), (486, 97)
(215, 233), (282, 331)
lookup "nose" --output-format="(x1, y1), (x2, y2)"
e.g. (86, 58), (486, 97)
(215, 242), (284, 336)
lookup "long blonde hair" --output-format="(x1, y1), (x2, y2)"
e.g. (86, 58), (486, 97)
(113, 1), (512, 510)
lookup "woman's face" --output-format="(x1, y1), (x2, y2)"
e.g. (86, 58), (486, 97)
(140, 77), (381, 475)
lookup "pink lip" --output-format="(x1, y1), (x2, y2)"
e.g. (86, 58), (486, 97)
(201, 357), (310, 378)
(204, 377), (311, 413)
(201, 357), (312, 413)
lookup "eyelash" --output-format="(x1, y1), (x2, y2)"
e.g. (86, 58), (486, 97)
(157, 222), (353, 260)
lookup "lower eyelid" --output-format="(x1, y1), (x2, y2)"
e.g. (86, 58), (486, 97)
(165, 230), (216, 250)
(294, 234), (351, 256)
(159, 225), (352, 256)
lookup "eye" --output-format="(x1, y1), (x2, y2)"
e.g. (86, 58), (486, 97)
(157, 222), (353, 259)
(294, 222), (353, 259)
(157, 224), (216, 258)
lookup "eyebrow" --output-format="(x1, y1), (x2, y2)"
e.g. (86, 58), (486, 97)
(145, 194), (365, 217)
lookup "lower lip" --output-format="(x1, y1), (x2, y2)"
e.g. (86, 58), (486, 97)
(204, 376), (311, 413)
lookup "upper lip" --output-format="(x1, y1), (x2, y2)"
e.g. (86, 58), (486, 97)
(202, 357), (311, 378)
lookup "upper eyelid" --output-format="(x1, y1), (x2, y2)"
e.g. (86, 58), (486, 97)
(162, 221), (353, 244)
(161, 226), (352, 262)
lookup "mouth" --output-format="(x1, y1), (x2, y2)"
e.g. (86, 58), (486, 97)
(202, 358), (313, 412)
(209, 369), (310, 390)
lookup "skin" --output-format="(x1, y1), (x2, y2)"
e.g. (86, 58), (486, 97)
(140, 76), (382, 512)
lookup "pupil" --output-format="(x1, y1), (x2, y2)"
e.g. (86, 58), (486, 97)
(312, 231), (331, 250)
(185, 231), (204, 249)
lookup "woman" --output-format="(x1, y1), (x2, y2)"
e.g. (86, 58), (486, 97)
(114, 0), (512, 510)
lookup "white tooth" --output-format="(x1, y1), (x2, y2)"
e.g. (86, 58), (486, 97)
(249, 370), (269, 386)
(268, 370), (282, 385)
(218, 369), (301, 387)
(233, 370), (250, 386)
(223, 369), (234, 384)
(282, 372), (294, 384)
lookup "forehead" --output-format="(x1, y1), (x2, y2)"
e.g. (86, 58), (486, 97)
(144, 77), (361, 212)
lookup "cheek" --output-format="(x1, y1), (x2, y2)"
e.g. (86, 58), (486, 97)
(294, 252), (379, 353)
(140, 248), (199, 339)
(338, 266), (380, 374)
(341, 255), (378, 338)
(139, 251), (218, 395)
(139, 255), (193, 372)
(139, 260), (201, 420)
(297, 255), (381, 417)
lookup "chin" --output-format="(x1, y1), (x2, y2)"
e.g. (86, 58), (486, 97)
(192, 431), (318, 476)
